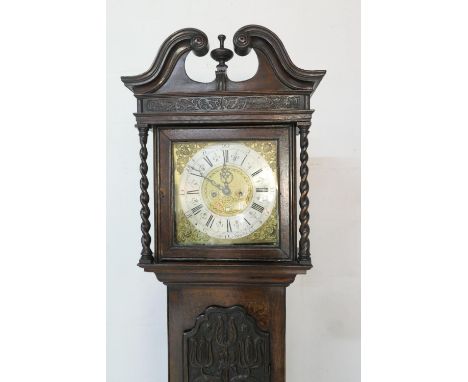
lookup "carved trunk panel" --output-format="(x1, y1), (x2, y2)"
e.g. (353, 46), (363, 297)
(184, 306), (270, 382)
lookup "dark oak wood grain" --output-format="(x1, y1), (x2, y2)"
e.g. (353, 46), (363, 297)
(122, 25), (325, 382)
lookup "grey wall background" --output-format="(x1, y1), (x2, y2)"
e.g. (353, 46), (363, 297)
(107, 0), (360, 381)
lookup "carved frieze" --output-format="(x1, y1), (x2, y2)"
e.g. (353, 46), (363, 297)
(143, 95), (303, 113)
(184, 306), (270, 382)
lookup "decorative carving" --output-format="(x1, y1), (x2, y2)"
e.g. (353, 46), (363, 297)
(191, 34), (209, 54)
(184, 306), (270, 382)
(298, 122), (311, 265)
(233, 33), (250, 51)
(144, 95), (302, 113)
(137, 125), (154, 264)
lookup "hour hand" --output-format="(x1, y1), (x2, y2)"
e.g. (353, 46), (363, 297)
(222, 184), (231, 196)
(205, 177), (224, 192)
(220, 165), (233, 195)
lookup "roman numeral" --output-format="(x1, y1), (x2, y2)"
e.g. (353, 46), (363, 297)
(206, 214), (214, 228)
(191, 204), (203, 215)
(256, 187), (268, 192)
(226, 219), (232, 232)
(187, 190), (199, 194)
(203, 156), (213, 167)
(251, 203), (264, 213)
(241, 152), (249, 166)
(243, 217), (251, 226)
(223, 149), (229, 163)
(251, 168), (263, 177)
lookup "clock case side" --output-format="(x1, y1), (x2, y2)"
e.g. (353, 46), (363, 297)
(121, 25), (325, 269)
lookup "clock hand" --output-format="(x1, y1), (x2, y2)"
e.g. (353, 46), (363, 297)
(187, 164), (225, 192)
(220, 164), (233, 195)
(222, 182), (231, 196)
(205, 177), (225, 192)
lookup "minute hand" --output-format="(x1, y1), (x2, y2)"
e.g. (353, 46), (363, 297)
(187, 165), (225, 192)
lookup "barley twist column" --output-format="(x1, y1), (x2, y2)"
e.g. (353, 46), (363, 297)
(137, 124), (154, 264)
(298, 121), (311, 265)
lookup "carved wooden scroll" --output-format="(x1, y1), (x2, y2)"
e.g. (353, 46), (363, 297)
(121, 28), (209, 94)
(121, 25), (325, 96)
(233, 25), (324, 93)
(184, 306), (270, 382)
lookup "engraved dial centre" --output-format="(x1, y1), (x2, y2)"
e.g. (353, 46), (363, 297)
(202, 165), (253, 217)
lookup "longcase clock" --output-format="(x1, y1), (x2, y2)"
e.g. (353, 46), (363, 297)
(121, 25), (325, 382)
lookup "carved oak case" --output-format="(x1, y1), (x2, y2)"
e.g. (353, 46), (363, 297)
(122, 25), (325, 382)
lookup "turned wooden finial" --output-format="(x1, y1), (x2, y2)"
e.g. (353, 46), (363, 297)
(210, 34), (234, 66)
(210, 34), (234, 91)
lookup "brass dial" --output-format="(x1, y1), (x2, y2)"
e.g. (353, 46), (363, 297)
(174, 140), (279, 245)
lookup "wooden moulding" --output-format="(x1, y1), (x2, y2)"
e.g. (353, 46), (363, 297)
(140, 263), (311, 286)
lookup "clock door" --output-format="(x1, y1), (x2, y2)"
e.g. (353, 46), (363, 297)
(157, 125), (297, 262)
